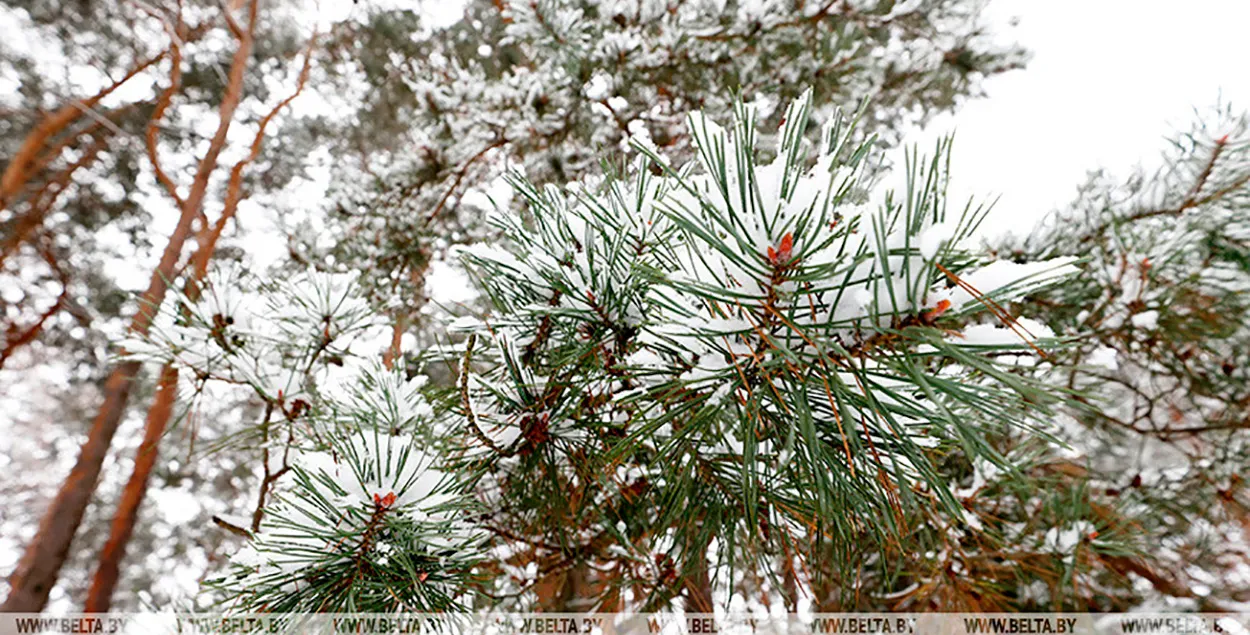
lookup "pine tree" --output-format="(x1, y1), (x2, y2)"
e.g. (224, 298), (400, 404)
(1001, 107), (1250, 609)
(3, 0), (1025, 610)
(11, 0), (1249, 616)
(305, 0), (1027, 347)
(144, 92), (1084, 612)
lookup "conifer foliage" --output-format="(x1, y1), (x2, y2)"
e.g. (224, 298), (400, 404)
(146, 91), (1080, 611)
(126, 270), (485, 611)
(6, 0), (1250, 615)
(313, 0), (1027, 327)
(1003, 109), (1250, 609)
(0, 0), (1033, 612)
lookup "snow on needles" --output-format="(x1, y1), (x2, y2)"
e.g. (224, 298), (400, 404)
(454, 90), (1079, 543)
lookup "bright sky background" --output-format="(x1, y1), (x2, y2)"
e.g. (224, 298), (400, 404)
(902, 0), (1250, 241)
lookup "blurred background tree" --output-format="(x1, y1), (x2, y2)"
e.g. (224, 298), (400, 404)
(999, 109), (1250, 609)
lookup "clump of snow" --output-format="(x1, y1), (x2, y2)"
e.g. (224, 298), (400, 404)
(1130, 310), (1159, 329)
(448, 315), (485, 332)
(932, 258), (1080, 310)
(293, 433), (452, 516)
(919, 221), (956, 259)
(962, 508), (983, 531)
(1043, 520), (1096, 557)
(958, 317), (1054, 345)
(584, 72), (611, 101)
(1086, 346), (1119, 370)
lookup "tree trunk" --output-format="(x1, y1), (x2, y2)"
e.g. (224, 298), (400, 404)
(81, 363), (179, 613)
(2, 361), (141, 612)
(2, 1), (260, 612)
(1, 199), (197, 612)
(76, 12), (309, 611)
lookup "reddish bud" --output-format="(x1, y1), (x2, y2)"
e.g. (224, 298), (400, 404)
(374, 491), (397, 509)
(767, 233), (795, 266)
(918, 299), (952, 326)
(521, 412), (551, 451)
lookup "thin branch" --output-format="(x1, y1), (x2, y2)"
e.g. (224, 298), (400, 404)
(0, 295), (65, 368)
(193, 28), (319, 283)
(425, 137), (507, 223)
(0, 50), (166, 208)
(144, 12), (189, 208)
(1098, 136), (1247, 233)
(459, 333), (519, 457)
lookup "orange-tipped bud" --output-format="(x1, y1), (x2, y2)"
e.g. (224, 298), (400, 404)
(767, 233), (795, 266)
(373, 491), (397, 509)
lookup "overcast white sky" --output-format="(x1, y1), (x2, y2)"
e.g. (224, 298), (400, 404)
(900, 0), (1250, 240)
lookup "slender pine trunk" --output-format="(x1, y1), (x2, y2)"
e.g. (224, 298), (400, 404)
(82, 364), (179, 612)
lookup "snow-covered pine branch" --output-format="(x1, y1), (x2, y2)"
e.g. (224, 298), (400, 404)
(454, 89), (1079, 608)
(211, 428), (483, 612)
(122, 269), (379, 409)
(123, 268), (484, 611)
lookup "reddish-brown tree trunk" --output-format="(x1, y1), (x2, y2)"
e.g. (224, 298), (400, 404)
(77, 16), (314, 612)
(1, 1), (259, 611)
(1, 204), (195, 611)
(82, 364), (179, 612)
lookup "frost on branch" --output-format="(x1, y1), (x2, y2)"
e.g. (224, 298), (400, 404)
(127, 268), (484, 611)
(455, 89), (1078, 605)
(212, 430), (483, 612)
(312, 0), (1027, 318)
(123, 268), (378, 407)
(1002, 106), (1250, 608)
